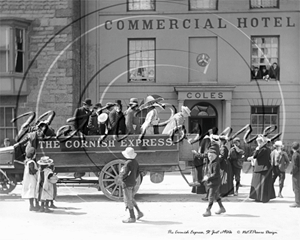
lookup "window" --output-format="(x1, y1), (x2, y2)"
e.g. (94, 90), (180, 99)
(128, 0), (155, 11)
(189, 0), (218, 10)
(250, 0), (279, 9)
(250, 106), (279, 137)
(128, 39), (155, 82)
(0, 107), (17, 144)
(251, 36), (279, 80)
(0, 26), (25, 73)
(0, 18), (31, 95)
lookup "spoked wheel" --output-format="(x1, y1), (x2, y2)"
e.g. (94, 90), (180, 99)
(0, 170), (17, 194)
(99, 160), (142, 201)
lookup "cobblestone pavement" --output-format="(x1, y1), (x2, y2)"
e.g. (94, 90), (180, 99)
(0, 172), (299, 240)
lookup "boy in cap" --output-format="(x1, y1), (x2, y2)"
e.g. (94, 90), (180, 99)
(202, 142), (226, 217)
(120, 147), (143, 223)
(228, 137), (245, 196)
(290, 142), (300, 208)
(21, 147), (39, 211)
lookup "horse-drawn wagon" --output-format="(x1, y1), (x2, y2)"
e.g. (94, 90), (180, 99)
(0, 133), (183, 201)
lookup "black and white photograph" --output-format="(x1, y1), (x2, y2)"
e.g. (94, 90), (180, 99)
(0, 0), (299, 240)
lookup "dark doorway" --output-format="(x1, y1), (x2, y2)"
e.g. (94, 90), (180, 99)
(189, 103), (218, 135)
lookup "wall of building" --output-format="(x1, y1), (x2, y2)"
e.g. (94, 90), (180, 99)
(0, 0), (81, 131)
(84, 0), (300, 145)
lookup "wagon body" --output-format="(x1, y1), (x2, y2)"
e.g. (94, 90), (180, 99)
(0, 134), (180, 200)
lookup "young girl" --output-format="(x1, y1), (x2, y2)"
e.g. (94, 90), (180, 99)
(36, 156), (56, 213)
(22, 147), (39, 211)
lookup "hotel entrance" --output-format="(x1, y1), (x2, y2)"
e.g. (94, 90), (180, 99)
(189, 102), (218, 134)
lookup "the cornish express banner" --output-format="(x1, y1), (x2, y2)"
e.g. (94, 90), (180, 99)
(38, 135), (178, 153)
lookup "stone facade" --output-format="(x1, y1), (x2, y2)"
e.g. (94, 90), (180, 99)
(0, 0), (81, 132)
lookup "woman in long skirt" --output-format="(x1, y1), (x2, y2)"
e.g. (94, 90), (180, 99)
(249, 135), (276, 203)
(219, 138), (234, 197)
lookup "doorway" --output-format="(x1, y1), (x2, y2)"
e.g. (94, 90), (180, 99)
(189, 102), (218, 135)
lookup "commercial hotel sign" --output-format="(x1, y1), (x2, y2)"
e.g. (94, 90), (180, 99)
(104, 16), (296, 31)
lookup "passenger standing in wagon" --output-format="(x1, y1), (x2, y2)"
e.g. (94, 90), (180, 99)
(22, 147), (39, 211)
(121, 147), (143, 223)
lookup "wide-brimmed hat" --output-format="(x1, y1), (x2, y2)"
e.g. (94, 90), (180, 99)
(233, 137), (241, 143)
(181, 106), (191, 117)
(82, 98), (93, 106)
(274, 140), (284, 148)
(129, 98), (139, 106)
(122, 147), (137, 159)
(98, 113), (108, 123)
(37, 156), (53, 165)
(36, 121), (48, 128)
(256, 134), (268, 144)
(104, 102), (116, 109)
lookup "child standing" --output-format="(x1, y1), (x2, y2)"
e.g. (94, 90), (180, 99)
(121, 147), (143, 223)
(22, 147), (39, 211)
(36, 156), (55, 213)
(202, 142), (226, 217)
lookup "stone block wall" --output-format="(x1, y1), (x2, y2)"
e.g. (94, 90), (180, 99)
(0, 0), (81, 132)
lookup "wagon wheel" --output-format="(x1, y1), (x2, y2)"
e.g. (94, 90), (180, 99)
(0, 171), (17, 194)
(99, 160), (142, 201)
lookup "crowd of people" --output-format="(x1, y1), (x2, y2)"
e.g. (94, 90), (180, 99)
(191, 133), (300, 216)
(251, 62), (280, 81)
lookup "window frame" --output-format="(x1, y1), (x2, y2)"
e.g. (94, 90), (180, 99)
(128, 38), (156, 83)
(189, 0), (219, 11)
(0, 106), (18, 144)
(0, 17), (31, 95)
(127, 0), (156, 12)
(249, 0), (279, 9)
(250, 35), (280, 81)
(250, 106), (279, 138)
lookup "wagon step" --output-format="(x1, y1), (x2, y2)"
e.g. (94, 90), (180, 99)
(57, 178), (98, 184)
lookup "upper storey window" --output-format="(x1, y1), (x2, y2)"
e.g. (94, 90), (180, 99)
(189, 0), (218, 10)
(128, 0), (155, 11)
(250, 0), (279, 9)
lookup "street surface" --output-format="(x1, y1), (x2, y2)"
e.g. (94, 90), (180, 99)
(0, 172), (299, 240)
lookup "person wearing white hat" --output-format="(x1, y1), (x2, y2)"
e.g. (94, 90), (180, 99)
(36, 156), (55, 213)
(249, 135), (276, 203)
(162, 106), (191, 135)
(120, 147), (143, 223)
(270, 140), (290, 198)
(140, 102), (164, 135)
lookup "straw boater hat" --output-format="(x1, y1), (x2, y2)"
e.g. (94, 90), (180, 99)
(37, 156), (53, 165)
(181, 106), (191, 117)
(98, 113), (108, 123)
(122, 147), (137, 159)
(274, 140), (284, 148)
